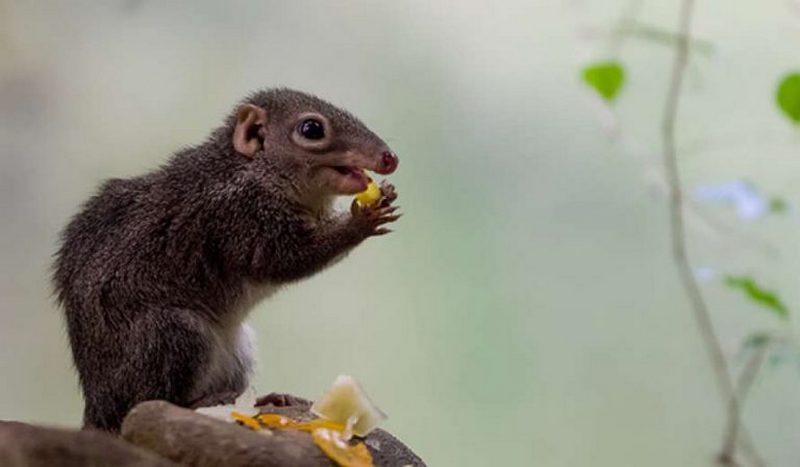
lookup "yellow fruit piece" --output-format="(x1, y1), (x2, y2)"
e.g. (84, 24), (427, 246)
(254, 413), (372, 466)
(254, 413), (346, 433)
(310, 375), (387, 437)
(312, 427), (374, 467)
(295, 419), (348, 433)
(231, 411), (261, 431)
(227, 408), (376, 467)
(355, 180), (381, 207)
(255, 413), (299, 429)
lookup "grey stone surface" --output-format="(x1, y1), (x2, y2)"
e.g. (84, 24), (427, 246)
(0, 420), (174, 467)
(0, 396), (426, 467)
(122, 400), (334, 467)
(121, 399), (426, 466)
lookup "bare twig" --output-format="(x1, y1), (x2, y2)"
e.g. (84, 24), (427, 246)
(659, 0), (762, 465)
(608, 0), (644, 57)
(615, 22), (715, 56)
(729, 343), (769, 467)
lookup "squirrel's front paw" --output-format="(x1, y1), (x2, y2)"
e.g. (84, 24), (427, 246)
(349, 182), (401, 237)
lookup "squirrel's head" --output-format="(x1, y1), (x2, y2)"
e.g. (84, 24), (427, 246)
(226, 88), (397, 201)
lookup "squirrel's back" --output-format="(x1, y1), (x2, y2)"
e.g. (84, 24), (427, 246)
(53, 176), (149, 306)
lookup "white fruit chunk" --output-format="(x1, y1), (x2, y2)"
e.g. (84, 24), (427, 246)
(195, 388), (259, 422)
(310, 375), (387, 437)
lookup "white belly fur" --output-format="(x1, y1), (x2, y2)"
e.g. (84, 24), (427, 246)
(191, 282), (278, 400)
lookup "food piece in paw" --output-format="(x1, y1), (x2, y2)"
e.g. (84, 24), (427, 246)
(355, 179), (382, 208)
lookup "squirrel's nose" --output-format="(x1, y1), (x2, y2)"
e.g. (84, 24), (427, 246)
(378, 150), (398, 174)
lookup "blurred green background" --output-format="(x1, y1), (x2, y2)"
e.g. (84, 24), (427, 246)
(3, 1), (800, 465)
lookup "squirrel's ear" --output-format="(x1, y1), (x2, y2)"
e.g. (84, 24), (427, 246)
(233, 104), (268, 158)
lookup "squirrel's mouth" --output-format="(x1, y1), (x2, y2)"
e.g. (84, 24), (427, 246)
(332, 165), (360, 176)
(326, 165), (369, 193)
(318, 149), (395, 194)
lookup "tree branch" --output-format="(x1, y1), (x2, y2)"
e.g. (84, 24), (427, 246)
(659, 1), (762, 465)
(728, 344), (769, 467)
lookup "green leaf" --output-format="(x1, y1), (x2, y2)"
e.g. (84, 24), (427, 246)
(582, 61), (625, 102)
(776, 73), (800, 124)
(725, 276), (789, 320)
(769, 197), (788, 214)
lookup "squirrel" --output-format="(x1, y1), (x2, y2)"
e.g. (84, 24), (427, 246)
(52, 88), (400, 432)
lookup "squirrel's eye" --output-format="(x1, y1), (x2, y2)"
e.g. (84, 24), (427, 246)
(298, 119), (325, 140)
